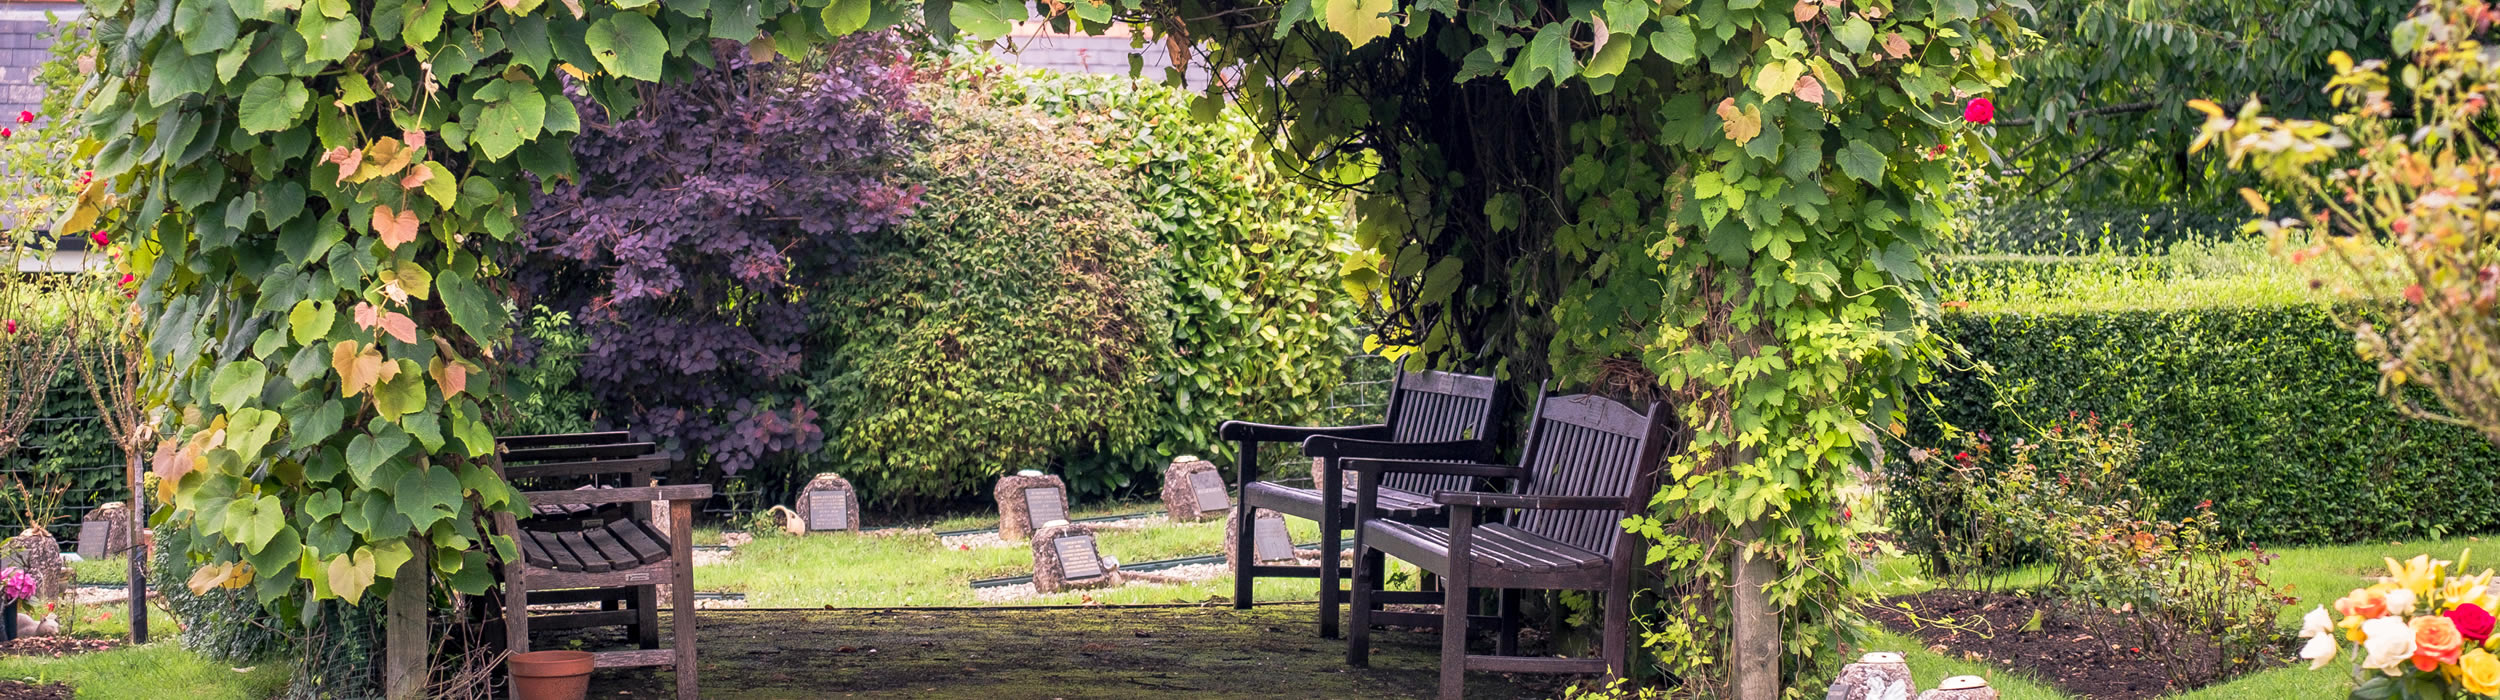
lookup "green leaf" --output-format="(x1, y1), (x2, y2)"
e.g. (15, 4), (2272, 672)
(822, 0), (871, 34)
(289, 300), (335, 345)
(1834, 17), (1874, 55)
(1585, 34), (1634, 78)
(374, 359), (426, 420)
(210, 360), (269, 410)
(1418, 257), (1464, 304)
(1836, 139), (1886, 184)
(396, 464), (462, 532)
(949, 0), (1025, 40)
(176, 0), (242, 56)
(346, 429), (412, 488)
(472, 91), (548, 160)
(437, 271), (514, 346)
(224, 407), (284, 461)
(585, 13), (667, 81)
(419, 162), (458, 208)
(1651, 16), (1696, 63)
(228, 495), (286, 553)
(297, 12), (362, 64)
(147, 48), (215, 108)
(1323, 0), (1393, 47)
(287, 398), (346, 450)
(709, 0), (762, 41)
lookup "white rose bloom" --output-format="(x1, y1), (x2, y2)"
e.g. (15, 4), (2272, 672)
(2301, 606), (2335, 638)
(2386, 589), (2419, 617)
(2302, 632), (2340, 670)
(2361, 616), (2418, 675)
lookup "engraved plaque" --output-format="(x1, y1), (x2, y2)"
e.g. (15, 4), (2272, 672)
(1054, 535), (1103, 580)
(74, 520), (110, 560)
(1189, 470), (1228, 514)
(1253, 517), (1294, 563)
(807, 491), (851, 531)
(1025, 487), (1067, 525)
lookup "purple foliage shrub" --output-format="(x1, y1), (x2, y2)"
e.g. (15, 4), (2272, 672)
(515, 36), (925, 475)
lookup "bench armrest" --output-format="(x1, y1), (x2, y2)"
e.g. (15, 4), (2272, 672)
(1217, 421), (1391, 443)
(1434, 492), (1627, 510)
(1342, 458), (1522, 480)
(519, 484), (712, 507)
(1301, 436), (1497, 462)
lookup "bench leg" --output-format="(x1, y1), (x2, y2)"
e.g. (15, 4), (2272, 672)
(1439, 563), (1469, 700)
(670, 501), (697, 700)
(1317, 506), (1341, 637)
(1497, 588), (1522, 657)
(1346, 539), (1375, 668)
(1232, 440), (1257, 610)
(637, 585), (660, 650)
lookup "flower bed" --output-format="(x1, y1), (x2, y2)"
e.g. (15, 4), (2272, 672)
(1870, 589), (2275, 698)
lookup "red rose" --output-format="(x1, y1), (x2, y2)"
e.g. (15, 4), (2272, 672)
(88, 231), (107, 247)
(2453, 604), (2496, 642)
(2, 320), (14, 334)
(14, 111), (31, 124)
(1964, 98), (1995, 124)
(1, 127), (11, 139)
(118, 273), (135, 287)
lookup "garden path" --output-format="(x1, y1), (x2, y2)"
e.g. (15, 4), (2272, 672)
(576, 605), (1555, 698)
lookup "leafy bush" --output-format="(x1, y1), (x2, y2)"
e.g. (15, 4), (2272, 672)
(798, 84), (1168, 508)
(150, 520), (289, 664)
(1920, 301), (2500, 544)
(515, 36), (923, 476)
(926, 54), (1362, 482)
(1886, 417), (2291, 685)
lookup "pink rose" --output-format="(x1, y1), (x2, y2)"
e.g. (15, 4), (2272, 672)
(1963, 98), (1995, 124)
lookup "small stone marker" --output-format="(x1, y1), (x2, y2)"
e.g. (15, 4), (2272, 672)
(993, 472), (1069, 541)
(1913, 676), (1994, 700)
(0, 529), (67, 599)
(1031, 522), (1118, 594)
(1224, 508), (1295, 567)
(78, 502), (134, 558)
(1825, 651), (1915, 700)
(1158, 456), (1227, 522)
(795, 473), (860, 532)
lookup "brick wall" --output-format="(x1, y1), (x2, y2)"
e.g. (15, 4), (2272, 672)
(0, 5), (79, 117)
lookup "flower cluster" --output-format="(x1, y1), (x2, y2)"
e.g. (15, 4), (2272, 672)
(0, 567), (35, 604)
(2306, 553), (2500, 695)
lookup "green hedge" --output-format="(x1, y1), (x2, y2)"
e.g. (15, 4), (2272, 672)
(1919, 305), (2500, 544)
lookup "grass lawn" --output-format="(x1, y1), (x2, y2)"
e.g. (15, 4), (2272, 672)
(1873, 534), (2500, 698)
(696, 498), (1362, 606)
(0, 642), (290, 699)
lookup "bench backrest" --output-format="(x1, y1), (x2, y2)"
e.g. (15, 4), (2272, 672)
(495, 432), (670, 484)
(1507, 393), (1674, 560)
(1378, 369), (1503, 497)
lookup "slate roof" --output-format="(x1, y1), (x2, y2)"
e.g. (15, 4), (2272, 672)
(0, 4), (76, 118)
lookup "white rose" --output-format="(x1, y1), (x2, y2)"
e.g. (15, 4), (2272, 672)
(2300, 606), (2334, 638)
(2361, 616), (2418, 675)
(2386, 589), (2419, 617)
(2302, 632), (2340, 670)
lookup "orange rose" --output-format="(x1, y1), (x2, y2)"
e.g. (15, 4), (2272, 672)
(2417, 616), (2466, 671)
(2339, 588), (2389, 619)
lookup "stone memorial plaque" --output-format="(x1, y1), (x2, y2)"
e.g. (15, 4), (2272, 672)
(1188, 470), (1228, 514)
(807, 492), (850, 532)
(1253, 516), (1294, 563)
(73, 521), (110, 560)
(1024, 487), (1067, 526)
(1054, 535), (1104, 580)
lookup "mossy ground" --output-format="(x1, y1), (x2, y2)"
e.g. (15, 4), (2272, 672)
(576, 606), (1559, 698)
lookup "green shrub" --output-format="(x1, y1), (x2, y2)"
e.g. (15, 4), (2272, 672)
(798, 86), (1169, 508)
(150, 520), (289, 664)
(1919, 302), (2500, 544)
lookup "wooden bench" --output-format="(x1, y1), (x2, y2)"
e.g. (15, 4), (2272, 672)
(485, 432), (707, 699)
(1221, 369), (1503, 639)
(1343, 392), (1680, 699)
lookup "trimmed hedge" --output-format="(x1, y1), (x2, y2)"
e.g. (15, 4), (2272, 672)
(1919, 305), (2500, 544)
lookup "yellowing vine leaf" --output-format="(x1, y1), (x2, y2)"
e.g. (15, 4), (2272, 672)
(379, 310), (418, 344)
(397, 160), (434, 191)
(350, 137), (413, 183)
(1325, 0), (1395, 48)
(372, 204), (420, 250)
(324, 145), (363, 185)
(1792, 0), (1818, 22)
(1716, 98), (1763, 143)
(353, 302), (381, 331)
(334, 340), (392, 397)
(1794, 75), (1826, 106)
(50, 179), (110, 239)
(430, 357), (469, 398)
(1883, 32), (1912, 59)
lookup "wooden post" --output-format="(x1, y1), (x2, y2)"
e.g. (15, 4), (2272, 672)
(125, 452), (145, 643)
(384, 539), (429, 700)
(1729, 517), (1779, 700)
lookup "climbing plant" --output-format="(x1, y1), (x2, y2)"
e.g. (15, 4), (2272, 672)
(929, 0), (2029, 689)
(68, 0), (897, 625)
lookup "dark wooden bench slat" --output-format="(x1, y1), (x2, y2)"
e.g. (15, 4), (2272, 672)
(527, 529), (581, 572)
(518, 530), (557, 569)
(579, 524), (638, 570)
(606, 519), (673, 566)
(496, 432), (637, 450)
(551, 531), (611, 573)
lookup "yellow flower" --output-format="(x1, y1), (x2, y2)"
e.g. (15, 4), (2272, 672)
(2443, 569), (2498, 611)
(2464, 649), (2500, 695)
(2388, 554), (2451, 597)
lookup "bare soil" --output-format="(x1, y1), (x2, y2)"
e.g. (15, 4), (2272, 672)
(0, 680), (69, 700)
(1867, 589), (2261, 700)
(562, 605), (1568, 698)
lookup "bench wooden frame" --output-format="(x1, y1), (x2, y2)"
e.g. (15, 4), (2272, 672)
(487, 432), (707, 699)
(1344, 392), (1680, 700)
(1220, 369), (1503, 639)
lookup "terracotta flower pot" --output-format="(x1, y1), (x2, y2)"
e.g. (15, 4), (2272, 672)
(508, 650), (595, 700)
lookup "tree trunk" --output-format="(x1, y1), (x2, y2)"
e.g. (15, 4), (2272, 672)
(384, 542), (429, 699)
(125, 451), (145, 644)
(1729, 516), (1780, 699)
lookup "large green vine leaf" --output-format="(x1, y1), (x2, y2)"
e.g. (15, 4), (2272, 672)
(75, 0), (899, 622)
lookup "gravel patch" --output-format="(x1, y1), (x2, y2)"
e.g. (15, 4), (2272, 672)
(940, 532), (1013, 550)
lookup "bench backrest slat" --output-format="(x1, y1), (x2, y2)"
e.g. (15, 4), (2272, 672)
(1508, 394), (1671, 559)
(1378, 369), (1502, 496)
